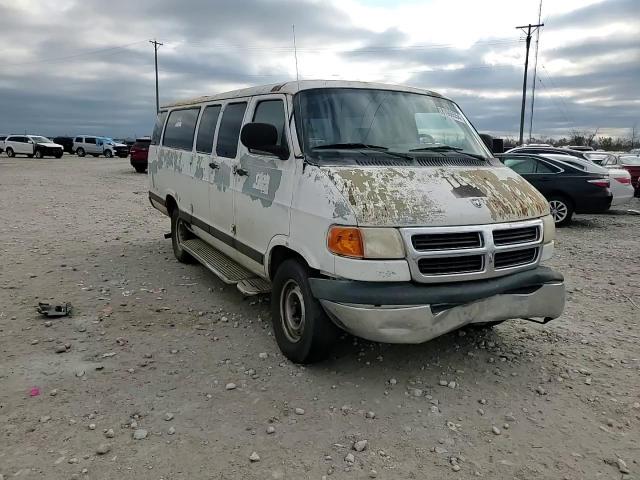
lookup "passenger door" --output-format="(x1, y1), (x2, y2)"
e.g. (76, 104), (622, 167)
(85, 137), (98, 154)
(192, 104), (222, 225)
(503, 156), (553, 195)
(210, 101), (248, 249)
(18, 137), (32, 155)
(232, 96), (294, 271)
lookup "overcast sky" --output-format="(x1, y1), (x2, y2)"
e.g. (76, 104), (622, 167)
(0, 0), (638, 139)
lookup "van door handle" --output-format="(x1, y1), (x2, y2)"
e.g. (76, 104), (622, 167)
(209, 162), (219, 169)
(234, 166), (248, 176)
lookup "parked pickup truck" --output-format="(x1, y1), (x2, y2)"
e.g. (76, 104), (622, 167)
(148, 80), (565, 363)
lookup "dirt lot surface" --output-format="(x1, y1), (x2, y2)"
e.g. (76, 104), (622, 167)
(1, 155), (638, 480)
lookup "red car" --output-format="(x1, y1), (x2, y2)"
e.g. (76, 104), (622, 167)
(130, 138), (151, 173)
(603, 154), (640, 197)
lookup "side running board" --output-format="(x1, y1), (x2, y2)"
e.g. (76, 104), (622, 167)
(180, 238), (271, 296)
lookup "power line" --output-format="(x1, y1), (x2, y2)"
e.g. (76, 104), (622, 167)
(3, 40), (148, 67)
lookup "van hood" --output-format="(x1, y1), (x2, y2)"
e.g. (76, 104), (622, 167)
(324, 165), (549, 227)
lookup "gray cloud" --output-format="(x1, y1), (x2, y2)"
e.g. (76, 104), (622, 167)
(0, 0), (637, 139)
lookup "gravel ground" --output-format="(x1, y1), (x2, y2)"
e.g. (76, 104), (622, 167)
(0, 155), (638, 480)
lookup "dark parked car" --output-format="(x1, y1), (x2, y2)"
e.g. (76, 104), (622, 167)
(505, 145), (589, 160)
(53, 136), (74, 154)
(129, 137), (151, 173)
(499, 153), (612, 226)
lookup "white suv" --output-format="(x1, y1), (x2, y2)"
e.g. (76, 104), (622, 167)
(4, 135), (63, 158)
(73, 136), (128, 158)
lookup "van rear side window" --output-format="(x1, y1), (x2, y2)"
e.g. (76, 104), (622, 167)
(151, 111), (168, 145)
(195, 105), (222, 154)
(164, 108), (200, 151)
(216, 103), (247, 158)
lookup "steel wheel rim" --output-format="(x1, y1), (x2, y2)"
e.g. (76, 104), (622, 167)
(176, 218), (190, 246)
(549, 200), (568, 223)
(280, 280), (305, 343)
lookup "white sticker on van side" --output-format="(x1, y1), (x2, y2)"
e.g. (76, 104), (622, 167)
(252, 172), (270, 195)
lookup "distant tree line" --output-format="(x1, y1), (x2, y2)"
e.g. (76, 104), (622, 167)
(502, 125), (638, 151)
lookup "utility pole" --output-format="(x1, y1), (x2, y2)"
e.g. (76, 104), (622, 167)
(516, 23), (543, 145)
(149, 39), (163, 114)
(528, 0), (543, 142)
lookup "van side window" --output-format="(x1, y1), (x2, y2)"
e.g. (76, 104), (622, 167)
(195, 105), (222, 154)
(75, 137), (82, 143)
(252, 100), (287, 154)
(163, 108), (200, 151)
(216, 102), (247, 158)
(151, 111), (168, 145)
(85, 137), (96, 144)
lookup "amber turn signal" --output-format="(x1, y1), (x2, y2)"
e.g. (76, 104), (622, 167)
(327, 226), (364, 258)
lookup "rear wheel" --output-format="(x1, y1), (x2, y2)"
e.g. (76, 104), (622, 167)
(549, 196), (574, 226)
(170, 209), (195, 263)
(271, 259), (338, 363)
(76, 147), (85, 157)
(6, 148), (14, 157)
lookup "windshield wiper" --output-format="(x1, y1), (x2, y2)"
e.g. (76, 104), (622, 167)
(312, 143), (413, 160)
(409, 144), (487, 161)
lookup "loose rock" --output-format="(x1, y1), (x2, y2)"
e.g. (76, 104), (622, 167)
(133, 429), (148, 440)
(96, 443), (111, 455)
(353, 439), (368, 452)
(249, 451), (260, 462)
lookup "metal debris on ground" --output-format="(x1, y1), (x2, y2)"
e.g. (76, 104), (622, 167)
(36, 302), (72, 317)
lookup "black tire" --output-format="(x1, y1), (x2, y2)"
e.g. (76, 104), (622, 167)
(76, 147), (85, 157)
(34, 150), (43, 159)
(6, 148), (15, 157)
(170, 209), (195, 264)
(55, 152), (63, 159)
(27, 154), (33, 158)
(104, 149), (113, 158)
(548, 196), (574, 226)
(134, 166), (147, 173)
(271, 259), (339, 364)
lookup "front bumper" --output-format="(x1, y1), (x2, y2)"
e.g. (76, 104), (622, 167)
(310, 266), (565, 344)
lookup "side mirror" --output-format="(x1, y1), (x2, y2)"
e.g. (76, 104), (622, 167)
(240, 122), (288, 160)
(479, 134), (494, 153)
(492, 138), (504, 154)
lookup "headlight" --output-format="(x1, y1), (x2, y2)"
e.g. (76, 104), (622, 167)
(327, 226), (405, 259)
(542, 215), (555, 244)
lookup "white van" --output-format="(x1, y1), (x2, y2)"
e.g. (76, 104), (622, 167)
(148, 80), (565, 363)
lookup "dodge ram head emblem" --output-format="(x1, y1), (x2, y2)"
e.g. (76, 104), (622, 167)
(470, 198), (483, 208)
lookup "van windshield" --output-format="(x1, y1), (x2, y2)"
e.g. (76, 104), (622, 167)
(294, 88), (490, 160)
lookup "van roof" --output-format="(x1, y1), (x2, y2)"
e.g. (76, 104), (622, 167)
(162, 80), (447, 108)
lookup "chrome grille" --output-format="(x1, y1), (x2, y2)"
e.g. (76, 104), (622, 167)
(495, 248), (538, 269)
(412, 232), (482, 251)
(493, 226), (539, 246)
(400, 219), (544, 283)
(418, 255), (483, 275)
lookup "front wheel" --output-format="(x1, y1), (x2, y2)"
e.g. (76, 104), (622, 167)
(549, 196), (574, 226)
(104, 149), (113, 158)
(6, 148), (15, 157)
(170, 209), (195, 264)
(271, 259), (338, 363)
(34, 150), (43, 159)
